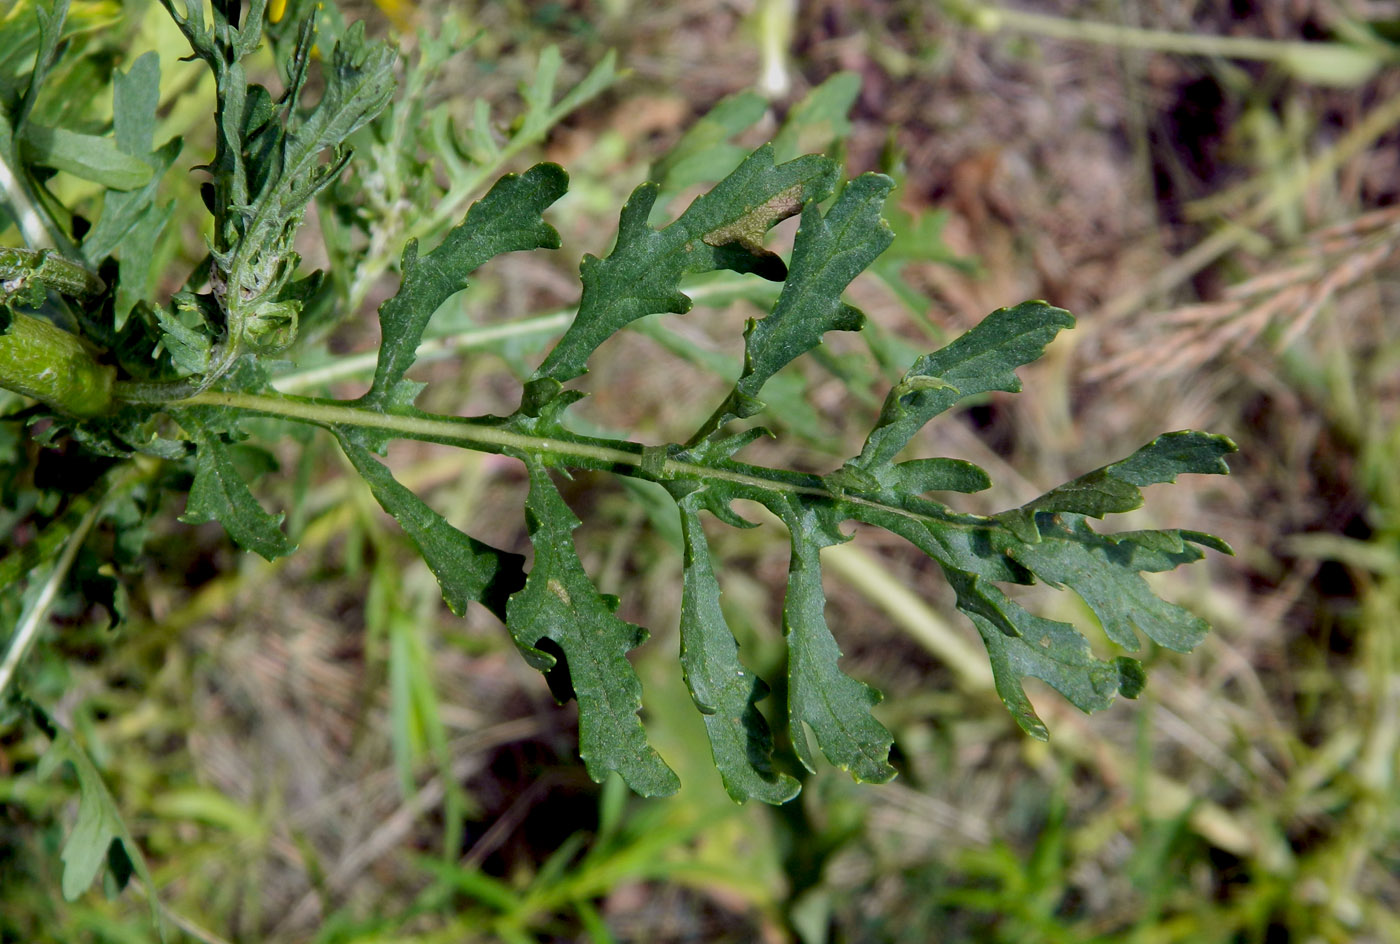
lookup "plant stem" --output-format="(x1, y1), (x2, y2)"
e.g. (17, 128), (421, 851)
(183, 389), (649, 465)
(0, 152), (51, 250)
(175, 389), (990, 528)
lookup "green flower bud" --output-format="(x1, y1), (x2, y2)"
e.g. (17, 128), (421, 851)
(0, 312), (115, 417)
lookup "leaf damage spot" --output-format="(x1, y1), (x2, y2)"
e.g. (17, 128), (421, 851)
(548, 577), (572, 607)
(701, 184), (806, 255)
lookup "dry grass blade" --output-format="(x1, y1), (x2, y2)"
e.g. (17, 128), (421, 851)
(1088, 205), (1400, 385)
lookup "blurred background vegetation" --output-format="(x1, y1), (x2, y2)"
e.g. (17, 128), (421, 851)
(3, 0), (1399, 941)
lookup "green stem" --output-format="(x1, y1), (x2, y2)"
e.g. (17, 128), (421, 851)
(174, 389), (991, 530)
(0, 152), (52, 250)
(179, 389), (811, 488)
(113, 378), (201, 403)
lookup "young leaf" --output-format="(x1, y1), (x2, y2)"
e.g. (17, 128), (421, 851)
(505, 459), (680, 796)
(650, 90), (768, 195)
(676, 497), (799, 803)
(251, 20), (395, 225)
(770, 71), (861, 162)
(542, 50), (620, 134)
(80, 51), (182, 326)
(19, 123), (153, 189)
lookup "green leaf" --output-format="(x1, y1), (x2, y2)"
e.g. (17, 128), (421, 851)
(779, 501), (896, 783)
(1001, 431), (1237, 529)
(339, 437), (525, 621)
(30, 703), (163, 938)
(651, 91), (768, 195)
(1003, 516), (1217, 653)
(504, 459), (680, 796)
(179, 411), (296, 561)
(112, 50), (159, 156)
(78, 51), (182, 326)
(676, 498), (799, 803)
(81, 137), (180, 264)
(112, 198), (175, 329)
(42, 8), (1235, 805)
(516, 46), (620, 147)
(524, 145), (841, 401)
(19, 123), (153, 189)
(692, 172), (895, 441)
(770, 71), (861, 162)
(364, 163), (567, 410)
(851, 300), (1074, 470)
(155, 297), (214, 376)
(249, 20), (396, 229)
(948, 571), (1142, 739)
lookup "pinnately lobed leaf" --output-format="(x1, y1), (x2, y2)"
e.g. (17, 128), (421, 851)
(522, 144), (841, 409)
(169, 151), (1233, 798)
(507, 460), (681, 797)
(154, 147), (1235, 800)
(675, 495), (801, 803)
(179, 411), (296, 561)
(0, 10), (1246, 925)
(1, 0), (1234, 809)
